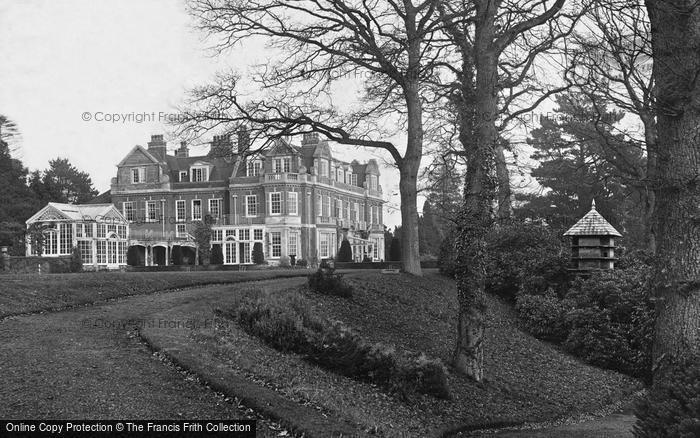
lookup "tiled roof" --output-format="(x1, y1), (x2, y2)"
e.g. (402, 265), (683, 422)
(564, 200), (622, 237)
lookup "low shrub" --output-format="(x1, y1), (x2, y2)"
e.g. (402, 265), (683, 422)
(296, 259), (308, 268)
(279, 255), (291, 268)
(222, 289), (450, 399)
(633, 355), (700, 438)
(308, 266), (353, 298)
(515, 291), (571, 342)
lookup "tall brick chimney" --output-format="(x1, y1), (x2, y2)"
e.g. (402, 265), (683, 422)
(175, 141), (189, 158)
(147, 134), (167, 161)
(209, 134), (232, 158)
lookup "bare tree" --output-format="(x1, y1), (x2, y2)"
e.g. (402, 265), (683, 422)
(644, 0), (700, 379)
(436, 0), (582, 380)
(182, 0), (450, 275)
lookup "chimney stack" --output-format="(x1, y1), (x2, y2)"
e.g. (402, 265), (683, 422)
(302, 132), (320, 145)
(176, 141), (189, 158)
(209, 134), (232, 158)
(147, 134), (167, 161)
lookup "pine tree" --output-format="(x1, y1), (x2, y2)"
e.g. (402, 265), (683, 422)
(252, 242), (265, 264)
(337, 239), (353, 262)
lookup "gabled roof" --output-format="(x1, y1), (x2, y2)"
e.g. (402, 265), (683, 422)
(27, 203), (127, 225)
(564, 200), (622, 237)
(117, 145), (161, 166)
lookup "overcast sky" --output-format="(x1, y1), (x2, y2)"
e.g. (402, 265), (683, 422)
(0, 0), (406, 226)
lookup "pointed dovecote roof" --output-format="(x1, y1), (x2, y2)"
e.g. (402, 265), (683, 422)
(564, 200), (622, 237)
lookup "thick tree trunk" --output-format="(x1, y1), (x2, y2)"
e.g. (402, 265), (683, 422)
(645, 0), (700, 379)
(399, 77), (423, 276)
(452, 1), (498, 381)
(399, 163), (422, 275)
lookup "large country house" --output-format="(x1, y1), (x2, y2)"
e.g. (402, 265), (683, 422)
(110, 132), (386, 266)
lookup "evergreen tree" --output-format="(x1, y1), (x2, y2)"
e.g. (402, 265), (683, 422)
(211, 244), (224, 265)
(32, 158), (98, 204)
(337, 239), (353, 262)
(517, 92), (646, 247)
(252, 242), (265, 264)
(389, 237), (402, 261)
(0, 118), (42, 254)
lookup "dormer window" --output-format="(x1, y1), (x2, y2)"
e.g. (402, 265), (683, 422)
(190, 166), (208, 182)
(179, 171), (188, 182)
(351, 174), (358, 186)
(131, 167), (145, 184)
(247, 160), (262, 176)
(369, 175), (378, 190)
(273, 157), (291, 173)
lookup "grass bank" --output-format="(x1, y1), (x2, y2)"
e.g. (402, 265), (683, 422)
(140, 272), (641, 437)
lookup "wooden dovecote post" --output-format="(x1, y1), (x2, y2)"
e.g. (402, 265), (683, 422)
(563, 200), (622, 272)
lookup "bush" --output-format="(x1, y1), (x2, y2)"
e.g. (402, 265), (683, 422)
(515, 291), (571, 342)
(337, 239), (353, 262)
(308, 266), (353, 298)
(485, 223), (570, 300)
(252, 242), (265, 265)
(634, 355), (700, 438)
(515, 257), (655, 381)
(222, 289), (450, 399)
(563, 261), (654, 380)
(70, 246), (83, 273)
(296, 258), (308, 268)
(279, 255), (291, 268)
(211, 244), (224, 265)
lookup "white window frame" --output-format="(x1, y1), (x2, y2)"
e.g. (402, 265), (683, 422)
(122, 202), (134, 222)
(253, 229), (263, 241)
(287, 192), (298, 215)
(353, 202), (359, 221)
(192, 199), (202, 221)
(146, 200), (158, 223)
(176, 224), (187, 238)
(175, 200), (186, 222)
(269, 192), (282, 215)
(246, 160), (262, 177)
(351, 174), (358, 186)
(245, 195), (257, 217)
(319, 233), (330, 258)
(208, 198), (221, 219)
(271, 231), (282, 258)
(179, 171), (187, 182)
(131, 167), (145, 184)
(190, 166), (208, 182)
(288, 232), (298, 257)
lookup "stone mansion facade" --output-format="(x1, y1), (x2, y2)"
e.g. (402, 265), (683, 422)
(110, 132), (386, 266)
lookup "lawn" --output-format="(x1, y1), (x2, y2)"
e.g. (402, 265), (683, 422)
(140, 272), (642, 437)
(0, 269), (310, 319)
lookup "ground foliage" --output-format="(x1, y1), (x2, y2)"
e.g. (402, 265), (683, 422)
(219, 287), (450, 399)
